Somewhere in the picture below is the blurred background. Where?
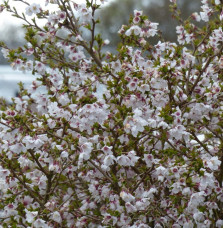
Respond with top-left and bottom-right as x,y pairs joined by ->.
0,0 -> 201,103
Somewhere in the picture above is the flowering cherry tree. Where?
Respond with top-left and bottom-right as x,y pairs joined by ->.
0,0 -> 223,227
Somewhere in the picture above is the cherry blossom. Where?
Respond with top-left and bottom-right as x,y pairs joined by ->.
25,3 -> 41,16
0,0 -> 222,227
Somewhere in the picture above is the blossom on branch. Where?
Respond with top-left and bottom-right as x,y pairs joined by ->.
0,0 -> 223,227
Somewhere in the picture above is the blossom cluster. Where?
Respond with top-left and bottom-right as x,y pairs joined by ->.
0,0 -> 223,227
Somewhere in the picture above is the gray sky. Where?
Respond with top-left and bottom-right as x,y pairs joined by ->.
0,0 -> 113,29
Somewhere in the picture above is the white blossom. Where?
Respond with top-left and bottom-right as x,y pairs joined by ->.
52,211 -> 62,223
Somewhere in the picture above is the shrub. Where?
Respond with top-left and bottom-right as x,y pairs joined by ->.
0,0 -> 223,227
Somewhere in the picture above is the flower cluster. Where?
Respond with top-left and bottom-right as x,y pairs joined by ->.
0,0 -> 223,227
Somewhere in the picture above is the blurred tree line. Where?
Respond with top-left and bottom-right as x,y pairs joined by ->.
0,0 -> 201,64
96,0 -> 201,48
